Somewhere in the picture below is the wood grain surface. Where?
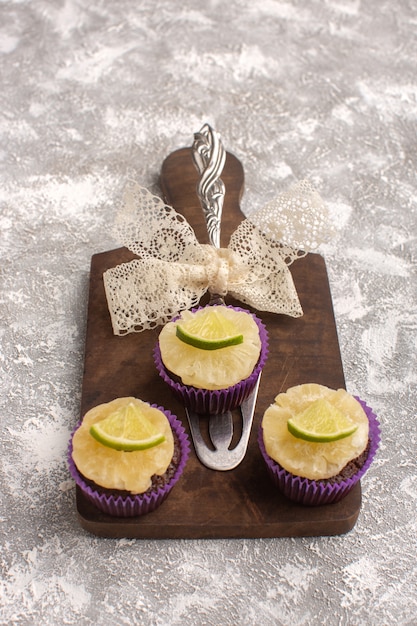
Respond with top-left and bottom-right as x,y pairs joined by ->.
76,148 -> 361,538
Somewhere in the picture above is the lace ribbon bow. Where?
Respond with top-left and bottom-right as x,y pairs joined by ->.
103,181 -> 332,335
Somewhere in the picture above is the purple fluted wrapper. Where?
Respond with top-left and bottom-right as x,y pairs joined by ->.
68,406 -> 190,518
258,397 -> 380,506
154,305 -> 269,415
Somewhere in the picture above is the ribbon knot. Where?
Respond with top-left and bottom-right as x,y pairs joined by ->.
103,182 -> 333,335
202,246 -> 247,297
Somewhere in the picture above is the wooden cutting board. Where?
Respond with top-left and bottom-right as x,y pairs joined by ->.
75,147 -> 361,538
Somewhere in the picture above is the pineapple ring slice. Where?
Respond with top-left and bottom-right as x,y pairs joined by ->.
262,384 -> 369,480
158,306 -> 261,390
72,397 -> 174,494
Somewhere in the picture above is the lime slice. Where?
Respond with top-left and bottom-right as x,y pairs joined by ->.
89,401 -> 166,451
287,398 -> 358,443
176,307 -> 244,350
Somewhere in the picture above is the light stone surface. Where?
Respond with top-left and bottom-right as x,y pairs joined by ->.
1,1 -> 416,624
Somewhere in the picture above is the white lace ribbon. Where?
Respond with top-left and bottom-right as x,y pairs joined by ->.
103,182 -> 332,335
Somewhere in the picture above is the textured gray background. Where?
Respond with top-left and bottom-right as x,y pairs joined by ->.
1,1 -> 416,624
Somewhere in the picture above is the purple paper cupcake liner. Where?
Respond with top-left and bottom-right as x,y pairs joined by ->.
154,305 -> 269,415
68,405 -> 190,518
258,397 -> 380,506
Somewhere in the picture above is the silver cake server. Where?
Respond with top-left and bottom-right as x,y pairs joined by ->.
185,123 -> 261,471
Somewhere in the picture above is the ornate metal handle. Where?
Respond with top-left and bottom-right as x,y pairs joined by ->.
192,123 -> 226,249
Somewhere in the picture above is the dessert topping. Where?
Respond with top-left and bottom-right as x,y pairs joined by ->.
262,384 -> 369,480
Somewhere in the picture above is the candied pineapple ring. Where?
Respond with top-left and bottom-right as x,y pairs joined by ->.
158,306 -> 262,390
262,384 -> 369,480
72,397 -> 174,494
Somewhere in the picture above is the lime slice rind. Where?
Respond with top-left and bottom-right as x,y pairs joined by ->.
89,425 -> 165,451
176,324 -> 244,350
